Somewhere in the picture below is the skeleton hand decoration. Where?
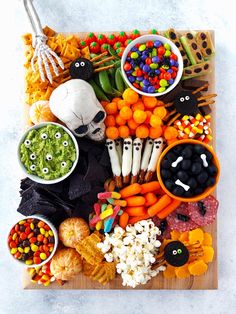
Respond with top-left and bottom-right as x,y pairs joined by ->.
23,0 -> 64,83
49,79 -> 106,141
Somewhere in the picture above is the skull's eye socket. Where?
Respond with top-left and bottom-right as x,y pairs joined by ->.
185,96 -> 190,100
74,125 -> 88,135
93,111 -> 105,123
180,97 -> 185,102
80,61 -> 85,66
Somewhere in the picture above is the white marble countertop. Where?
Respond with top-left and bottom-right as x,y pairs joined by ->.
0,0 -> 236,313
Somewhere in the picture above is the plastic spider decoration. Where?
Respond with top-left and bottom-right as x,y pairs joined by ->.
58,52 -> 115,83
163,84 -> 217,125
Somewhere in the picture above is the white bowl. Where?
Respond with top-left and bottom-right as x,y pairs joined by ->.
121,34 -> 183,97
7,215 -> 58,268
17,122 -> 79,184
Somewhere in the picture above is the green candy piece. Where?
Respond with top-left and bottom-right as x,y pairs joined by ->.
150,29 -> 158,34
131,52 -> 139,59
151,48 -> 157,57
150,63 -> 158,69
139,44 -> 146,51
164,50 -> 171,57
164,43 -> 171,50
140,82 -> 144,87
158,87 -> 166,93
160,79 -> 168,87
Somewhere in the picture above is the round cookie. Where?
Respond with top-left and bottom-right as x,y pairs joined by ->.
69,58 -> 94,81
164,241 -> 189,267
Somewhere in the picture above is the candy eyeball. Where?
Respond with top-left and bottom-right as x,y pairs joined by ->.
80,61 -> 85,67
75,62 -> 80,67
41,133 -> 48,140
55,132 -> 61,139
172,250 -> 177,255
63,141 -> 68,147
30,164 -> 36,171
185,95 -> 190,100
30,153 -> 36,160
42,167 -> 49,174
180,97 -> 185,102
61,161 -> 67,168
46,154 -> 53,161
24,139 -> 31,147
177,249 -> 182,254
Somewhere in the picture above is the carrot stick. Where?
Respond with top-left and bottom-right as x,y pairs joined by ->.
125,206 -> 147,216
125,196 -> 146,207
157,199 -> 182,219
128,214 -> 150,225
147,194 -> 172,217
119,212 -> 129,229
144,192 -> 158,206
120,183 -> 142,198
140,181 -> 160,194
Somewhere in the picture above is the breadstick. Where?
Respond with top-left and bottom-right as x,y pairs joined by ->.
131,138 -> 143,184
139,138 -> 153,183
122,137 -> 133,185
145,137 -> 164,182
115,138 -> 123,166
106,139 -> 122,188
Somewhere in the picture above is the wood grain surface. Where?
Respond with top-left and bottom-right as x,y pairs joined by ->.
22,30 -> 217,290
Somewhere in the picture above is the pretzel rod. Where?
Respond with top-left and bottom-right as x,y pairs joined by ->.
106,139 -> 122,188
131,138 -> 143,184
139,138 -> 153,183
192,83 -> 209,94
164,102 -> 174,108
145,137 -> 164,182
90,52 -> 108,62
198,100 -> 215,107
122,137 -> 133,185
115,138 -> 123,167
197,94 -> 217,101
93,56 -> 115,67
167,113 -> 181,126
94,64 -> 115,72
53,69 -> 69,79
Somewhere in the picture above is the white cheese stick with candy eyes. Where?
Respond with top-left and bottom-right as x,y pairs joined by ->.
139,138 -> 153,183
145,137 -> 164,182
106,139 -> 122,188
115,138 -> 123,167
122,137 -> 133,185
131,138 -> 143,184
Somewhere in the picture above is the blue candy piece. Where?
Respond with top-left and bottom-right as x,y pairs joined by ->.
142,50 -> 149,56
152,56 -> 160,63
126,69 -> 133,75
143,79 -> 150,86
154,40 -> 162,48
141,54 -> 147,61
168,79 -> 174,85
175,61 -> 179,67
143,64 -> 150,73
137,76 -> 143,81
104,217 -> 114,233
131,46 -> 138,52
167,69 -> 173,74
155,69 -> 160,75
142,86 -> 148,92
170,59 -> 175,66
128,76 -> 136,83
148,86 -> 155,93
126,57 -> 131,62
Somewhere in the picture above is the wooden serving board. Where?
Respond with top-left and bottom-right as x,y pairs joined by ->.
22,30 -> 217,290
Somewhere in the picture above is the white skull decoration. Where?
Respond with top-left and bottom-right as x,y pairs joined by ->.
49,79 -> 106,141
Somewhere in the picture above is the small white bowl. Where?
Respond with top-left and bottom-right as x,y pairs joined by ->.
7,215 -> 58,268
121,34 -> 183,97
17,122 -> 79,184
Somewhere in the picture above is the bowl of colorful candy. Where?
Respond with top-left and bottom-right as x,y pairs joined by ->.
121,34 -> 183,97
7,215 -> 58,268
17,122 -> 79,185
157,139 -> 220,202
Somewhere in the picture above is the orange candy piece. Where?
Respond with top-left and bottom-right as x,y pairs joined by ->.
131,100 -> 145,111
128,119 -> 139,130
105,102 -> 118,115
150,114 -> 162,127
119,106 -> 133,120
136,125 -> 149,138
133,110 -> 147,124
144,110 -> 152,124
105,115 -> 116,127
149,126 -> 163,139
153,106 -> 167,119
118,125 -> 130,138
123,88 -> 139,104
117,99 -> 130,110
106,126 -> 119,140
116,115 -> 126,126
164,126 -> 178,140
142,96 -> 157,108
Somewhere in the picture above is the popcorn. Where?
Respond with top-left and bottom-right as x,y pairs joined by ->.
98,219 -> 165,288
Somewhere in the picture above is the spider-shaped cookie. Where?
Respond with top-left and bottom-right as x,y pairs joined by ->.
163,83 -> 217,125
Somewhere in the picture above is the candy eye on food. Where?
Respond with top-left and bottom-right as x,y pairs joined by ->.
55,132 -> 61,139
41,133 -> 48,140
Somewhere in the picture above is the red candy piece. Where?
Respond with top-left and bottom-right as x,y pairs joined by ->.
101,43 -> 109,53
145,57 -> 152,65
146,41 -> 154,48
125,39 -> 133,46
170,53 -> 178,60
118,31 -> 128,43
107,34 -> 117,46
97,34 -> 107,45
158,46 -> 166,55
164,72 -> 172,80
90,41 -> 100,54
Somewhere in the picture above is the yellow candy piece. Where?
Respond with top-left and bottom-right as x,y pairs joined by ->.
11,248 -> 18,255
40,228 -> 45,235
24,247 -> 30,253
40,253 -> 47,260
95,220 -> 103,231
19,220 -> 26,225
26,259 -> 33,265
30,223 -> 34,230
31,245 -> 39,252
18,247 -> 24,253
100,207 -> 113,220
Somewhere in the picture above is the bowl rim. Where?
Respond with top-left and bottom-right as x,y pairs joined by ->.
156,139 -> 220,202
121,34 -> 184,97
6,215 -> 58,268
17,122 -> 79,185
